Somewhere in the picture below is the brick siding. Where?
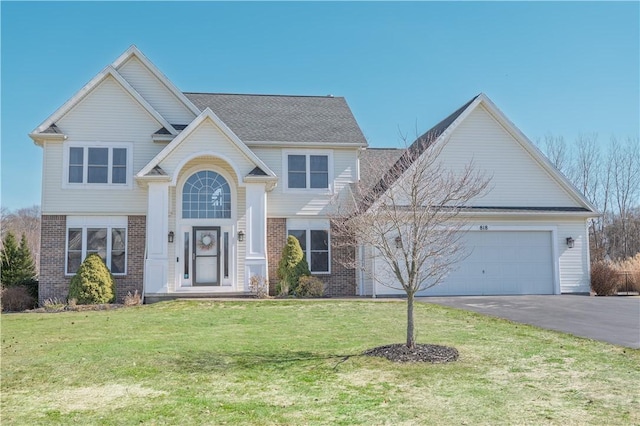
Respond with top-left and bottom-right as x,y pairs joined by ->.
266,218 -> 287,295
38,215 -> 146,305
265,218 -> 356,297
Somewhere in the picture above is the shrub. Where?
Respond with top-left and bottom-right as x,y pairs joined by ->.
68,254 -> 116,304
42,298 -> 67,312
248,275 -> 270,299
614,253 -> 640,293
296,276 -> 325,297
590,261 -> 619,296
1,286 -> 36,312
124,290 -> 142,306
1,232 -> 37,288
276,236 -> 310,296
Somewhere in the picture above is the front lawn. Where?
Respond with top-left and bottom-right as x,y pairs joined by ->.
2,300 -> 638,425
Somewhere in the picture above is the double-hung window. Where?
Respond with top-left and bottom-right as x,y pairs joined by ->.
65,143 -> 131,186
285,152 -> 331,191
66,217 -> 127,275
287,219 -> 330,274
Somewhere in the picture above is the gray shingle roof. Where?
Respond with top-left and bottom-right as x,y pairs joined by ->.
146,165 -> 168,176
154,124 -> 189,135
42,124 -> 63,134
359,95 -> 480,210
183,93 -> 367,145
359,148 -> 406,194
247,166 -> 268,176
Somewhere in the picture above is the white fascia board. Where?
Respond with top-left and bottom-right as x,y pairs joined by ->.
457,210 -> 599,219
112,45 -> 201,116
477,94 -> 598,213
32,66 -> 176,136
137,108 -> 277,179
28,132 -> 66,146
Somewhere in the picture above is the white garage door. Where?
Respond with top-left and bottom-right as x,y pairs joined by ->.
374,231 -> 555,296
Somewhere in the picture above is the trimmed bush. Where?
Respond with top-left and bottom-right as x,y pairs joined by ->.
276,236 -> 310,296
68,254 -> 116,304
1,286 -> 36,312
590,261 -> 619,296
296,276 -> 325,298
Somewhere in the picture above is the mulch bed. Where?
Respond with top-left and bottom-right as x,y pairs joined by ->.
363,343 -> 459,363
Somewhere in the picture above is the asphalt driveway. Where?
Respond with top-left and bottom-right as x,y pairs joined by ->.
418,295 -> 640,348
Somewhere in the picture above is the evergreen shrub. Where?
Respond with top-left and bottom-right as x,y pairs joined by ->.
68,254 -> 116,304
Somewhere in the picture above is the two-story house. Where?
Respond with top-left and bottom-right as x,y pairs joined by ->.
30,46 -> 597,303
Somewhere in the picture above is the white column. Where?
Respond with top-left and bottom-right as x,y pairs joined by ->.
244,182 -> 268,290
144,181 -> 170,294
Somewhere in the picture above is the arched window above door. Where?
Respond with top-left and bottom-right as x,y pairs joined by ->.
182,171 -> 231,218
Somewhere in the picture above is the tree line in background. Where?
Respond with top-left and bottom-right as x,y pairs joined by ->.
538,134 -> 640,262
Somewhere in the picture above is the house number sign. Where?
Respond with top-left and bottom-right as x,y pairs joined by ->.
479,225 -> 489,231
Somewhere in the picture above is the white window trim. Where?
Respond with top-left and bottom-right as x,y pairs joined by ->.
65,216 -> 128,276
286,218 -> 331,274
62,141 -> 133,189
282,149 -> 333,194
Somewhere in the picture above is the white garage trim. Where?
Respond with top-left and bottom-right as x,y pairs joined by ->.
371,225 -> 560,297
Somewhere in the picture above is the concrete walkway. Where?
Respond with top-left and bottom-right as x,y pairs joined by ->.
418,295 -> 640,349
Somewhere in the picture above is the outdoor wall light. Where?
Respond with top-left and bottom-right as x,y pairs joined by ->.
238,230 -> 245,242
168,231 -> 174,243
395,236 -> 403,249
566,237 -> 574,248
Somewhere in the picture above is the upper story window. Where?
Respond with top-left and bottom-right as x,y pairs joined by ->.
284,151 -> 332,191
64,143 -> 132,188
182,171 -> 231,219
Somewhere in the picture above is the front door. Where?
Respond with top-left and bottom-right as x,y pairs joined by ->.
193,227 -> 220,286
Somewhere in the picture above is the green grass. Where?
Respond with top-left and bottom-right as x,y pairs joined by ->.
2,300 -> 639,425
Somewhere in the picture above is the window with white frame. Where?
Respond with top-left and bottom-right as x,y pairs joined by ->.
65,143 -> 131,186
287,219 -> 330,273
285,152 -> 331,190
66,217 -> 127,275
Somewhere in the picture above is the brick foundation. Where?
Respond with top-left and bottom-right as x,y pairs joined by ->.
39,215 -> 146,305
265,218 -> 356,297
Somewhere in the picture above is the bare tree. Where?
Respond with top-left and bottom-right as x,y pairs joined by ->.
609,136 -> 640,259
539,133 -> 570,175
333,136 -> 490,348
0,206 -> 41,274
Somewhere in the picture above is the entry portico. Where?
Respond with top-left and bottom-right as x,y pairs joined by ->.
136,108 -> 277,299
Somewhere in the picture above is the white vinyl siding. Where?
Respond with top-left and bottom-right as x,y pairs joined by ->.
117,56 -> 196,124
252,147 -> 359,217
157,118 -> 257,179
42,76 -> 167,214
437,105 -> 581,208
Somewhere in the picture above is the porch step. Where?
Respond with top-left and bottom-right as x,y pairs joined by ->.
144,292 -> 255,304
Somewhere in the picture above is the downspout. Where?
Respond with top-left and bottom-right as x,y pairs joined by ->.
358,244 -> 365,296
142,238 -> 147,304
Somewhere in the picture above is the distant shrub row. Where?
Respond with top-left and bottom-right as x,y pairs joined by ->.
591,254 -> 640,295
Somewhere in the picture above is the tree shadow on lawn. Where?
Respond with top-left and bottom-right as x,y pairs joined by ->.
171,350 -> 357,374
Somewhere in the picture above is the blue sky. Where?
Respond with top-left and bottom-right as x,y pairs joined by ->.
1,1 -> 638,211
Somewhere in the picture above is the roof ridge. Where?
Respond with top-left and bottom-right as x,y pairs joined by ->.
183,92 -> 343,99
